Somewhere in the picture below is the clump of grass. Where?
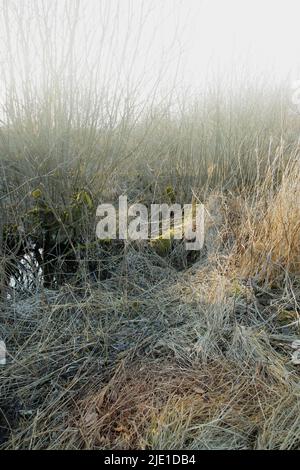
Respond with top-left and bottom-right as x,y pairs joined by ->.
235,161 -> 300,285
74,358 -> 291,450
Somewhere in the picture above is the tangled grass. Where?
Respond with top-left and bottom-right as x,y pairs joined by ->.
1,151 -> 300,450
0,0 -> 300,450
1,185 -> 300,449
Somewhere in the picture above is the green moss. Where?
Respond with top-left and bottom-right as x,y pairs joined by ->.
165,185 -> 176,203
72,189 -> 94,210
31,188 -> 42,199
150,236 -> 172,256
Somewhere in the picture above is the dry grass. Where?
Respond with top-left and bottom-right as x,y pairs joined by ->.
1,234 -> 300,449
1,156 -> 300,449
74,359 -> 291,450
236,162 -> 300,284
1,0 -> 300,451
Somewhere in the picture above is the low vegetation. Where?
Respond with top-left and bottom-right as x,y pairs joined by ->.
0,0 -> 300,450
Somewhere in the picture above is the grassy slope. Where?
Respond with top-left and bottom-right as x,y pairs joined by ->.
0,1 -> 300,450
1,101 -> 300,448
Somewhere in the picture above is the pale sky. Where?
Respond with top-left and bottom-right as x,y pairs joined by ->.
141,0 -> 300,89
1,0 -> 300,99
185,0 -> 300,82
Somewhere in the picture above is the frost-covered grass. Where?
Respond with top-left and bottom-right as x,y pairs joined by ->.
1,0 -> 300,450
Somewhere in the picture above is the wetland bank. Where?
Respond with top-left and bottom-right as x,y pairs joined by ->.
1,0 -> 300,450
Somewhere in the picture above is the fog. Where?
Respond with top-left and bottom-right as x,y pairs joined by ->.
1,0 -> 300,103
